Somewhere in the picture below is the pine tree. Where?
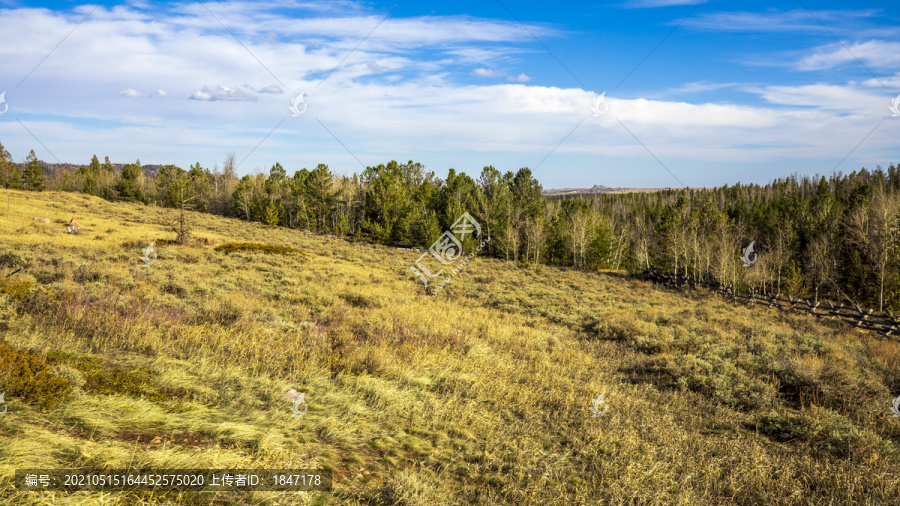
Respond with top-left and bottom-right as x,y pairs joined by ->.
0,141 -> 21,189
77,154 -> 101,195
83,175 -> 98,196
100,156 -> 115,199
114,161 -> 145,202
21,150 -> 46,191
263,202 -> 280,228
163,185 -> 198,245
307,164 -> 335,232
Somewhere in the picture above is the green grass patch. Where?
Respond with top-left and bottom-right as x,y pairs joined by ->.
46,351 -> 195,403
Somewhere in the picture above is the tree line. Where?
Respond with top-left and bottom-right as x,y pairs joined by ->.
1,139 -> 897,311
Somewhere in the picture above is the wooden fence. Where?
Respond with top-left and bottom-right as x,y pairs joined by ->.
639,265 -> 900,338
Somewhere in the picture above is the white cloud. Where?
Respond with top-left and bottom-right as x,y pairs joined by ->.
472,68 -> 500,77
121,89 -> 148,98
798,40 -> 900,70
862,74 -> 900,88
682,9 -> 881,33
257,85 -> 283,94
4,79 -> 897,183
190,86 -> 258,102
667,81 -> 737,94
507,73 -> 531,82
0,1 -> 896,185
756,83 -> 894,114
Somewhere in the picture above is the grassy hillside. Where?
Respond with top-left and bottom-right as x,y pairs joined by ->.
0,188 -> 899,505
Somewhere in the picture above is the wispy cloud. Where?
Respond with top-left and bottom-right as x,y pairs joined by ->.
257,85 -> 283,94
753,82 -> 898,114
121,88 -> 168,99
798,40 -> 900,70
620,0 -> 707,8
472,68 -> 500,77
189,86 -> 258,102
666,81 -> 738,94
1,0 -> 897,186
121,89 -> 148,98
682,9 -> 882,32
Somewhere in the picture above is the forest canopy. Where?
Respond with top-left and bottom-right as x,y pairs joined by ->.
2,139 -> 898,312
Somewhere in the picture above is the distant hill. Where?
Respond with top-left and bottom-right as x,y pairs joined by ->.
542,184 -> 673,196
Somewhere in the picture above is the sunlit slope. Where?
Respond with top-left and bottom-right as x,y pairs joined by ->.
0,188 -> 898,505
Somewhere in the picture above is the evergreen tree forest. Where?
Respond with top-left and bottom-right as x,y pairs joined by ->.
3,138 -> 899,312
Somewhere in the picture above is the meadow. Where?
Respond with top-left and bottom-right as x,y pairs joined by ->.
0,188 -> 898,505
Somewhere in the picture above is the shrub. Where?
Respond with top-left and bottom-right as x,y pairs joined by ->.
214,242 -> 307,256
73,264 -> 102,283
163,280 -> 187,297
32,265 -> 66,284
0,278 -> 35,302
0,339 -> 73,409
372,471 -> 442,506
756,406 -> 885,458
51,364 -> 86,390
0,294 -> 15,331
203,299 -> 242,326
121,239 -> 175,250
338,292 -> 382,309
45,351 -> 193,402
0,252 -> 25,269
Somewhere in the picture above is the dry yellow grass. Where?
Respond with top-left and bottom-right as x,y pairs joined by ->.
0,188 -> 898,505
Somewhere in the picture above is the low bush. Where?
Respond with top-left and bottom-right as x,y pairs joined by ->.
120,239 -> 175,249
73,264 -> 102,283
0,252 -> 26,269
32,265 -> 67,284
338,291 -> 383,309
756,406 -> 887,458
46,351 -> 193,402
214,242 -> 306,256
0,278 -> 35,302
202,299 -> 242,326
0,339 -> 73,409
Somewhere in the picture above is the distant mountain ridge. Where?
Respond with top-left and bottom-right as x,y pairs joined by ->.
542,184 -> 672,196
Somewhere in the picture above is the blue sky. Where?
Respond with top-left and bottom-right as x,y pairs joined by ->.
0,0 -> 899,188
